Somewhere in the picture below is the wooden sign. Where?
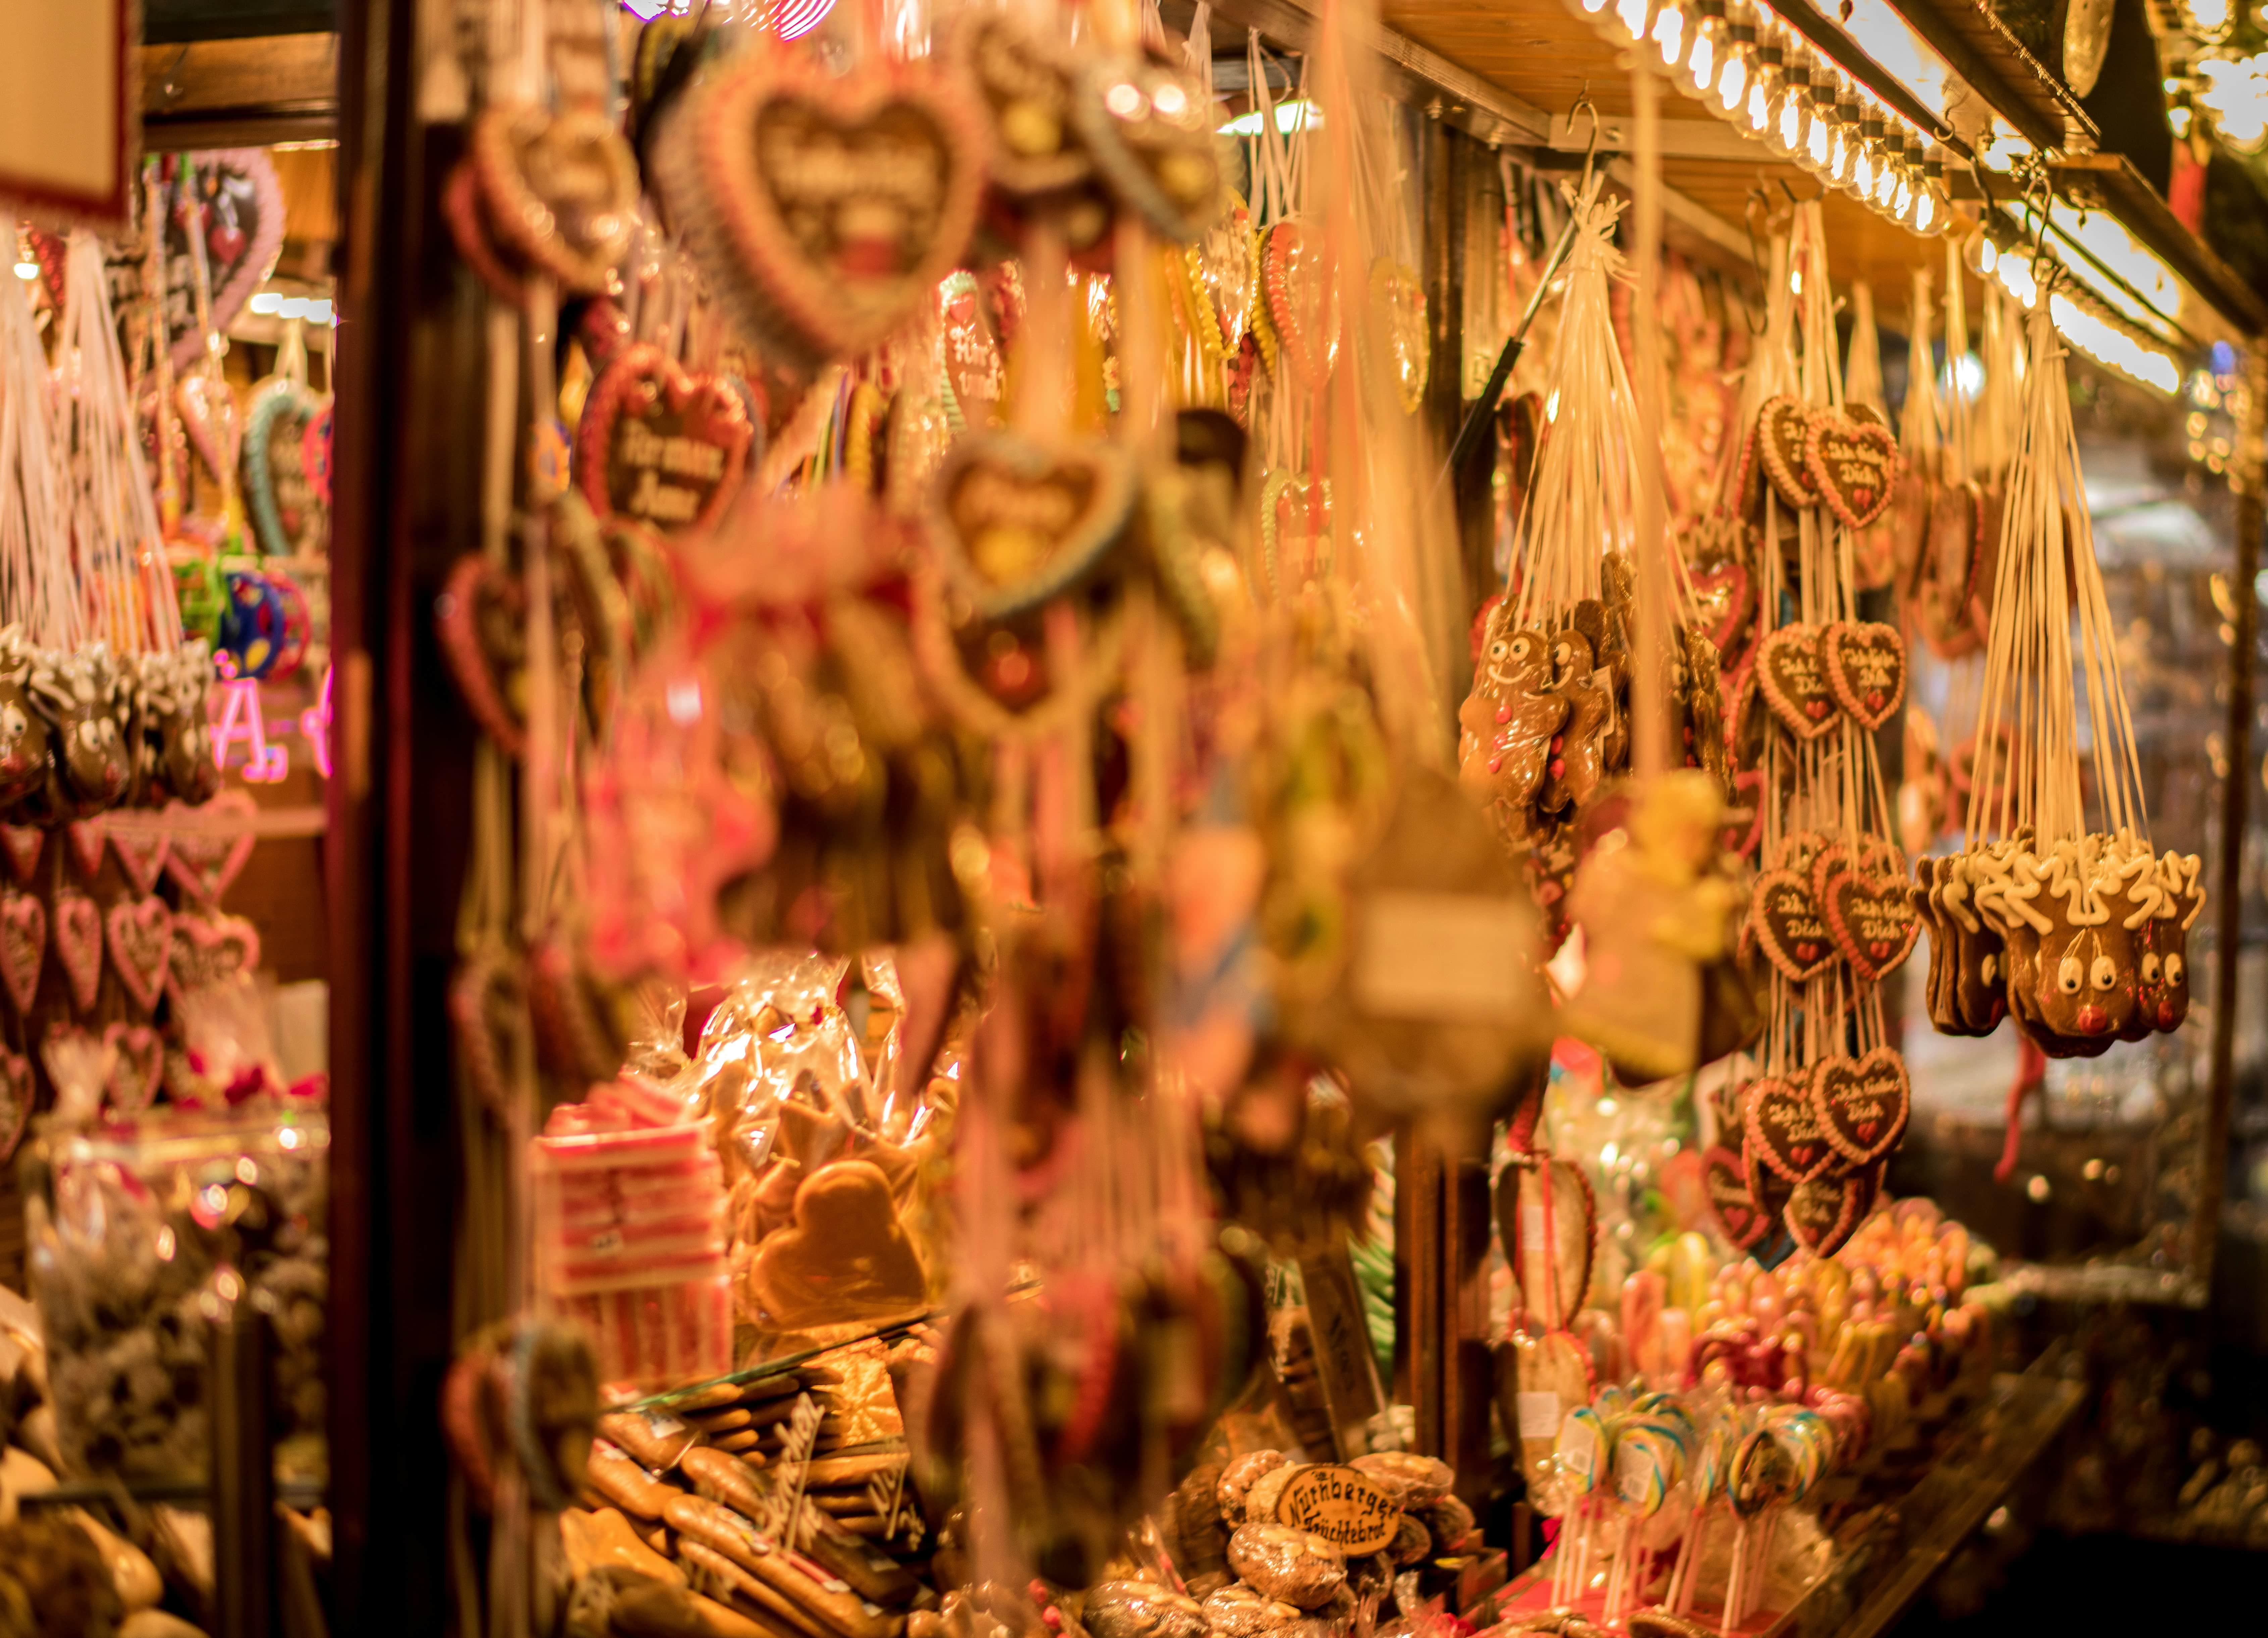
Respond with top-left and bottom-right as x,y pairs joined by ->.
1296,1241 -> 1384,1459
1273,1464 -> 1403,1555
0,2 -> 134,228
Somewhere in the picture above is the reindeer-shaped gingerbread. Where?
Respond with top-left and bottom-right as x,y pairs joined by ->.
0,628 -> 51,806
27,645 -> 132,818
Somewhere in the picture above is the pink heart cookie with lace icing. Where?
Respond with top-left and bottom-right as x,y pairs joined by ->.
52,891 -> 102,1012
107,896 -> 174,1014
104,1023 -> 164,1115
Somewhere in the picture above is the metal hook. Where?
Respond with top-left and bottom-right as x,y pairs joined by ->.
1737,187 -> 1774,334
1566,86 -> 1602,193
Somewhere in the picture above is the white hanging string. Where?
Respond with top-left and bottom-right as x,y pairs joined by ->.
0,260 -> 71,649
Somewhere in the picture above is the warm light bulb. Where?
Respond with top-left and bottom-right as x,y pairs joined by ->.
1873,142 -> 1901,209
1611,0 -> 1651,44
1770,61 -> 1811,158
1717,45 -> 1750,110
1746,43 -> 1785,137
1687,31 -> 1715,83
1651,0 -> 1686,65
1850,145 -> 1873,196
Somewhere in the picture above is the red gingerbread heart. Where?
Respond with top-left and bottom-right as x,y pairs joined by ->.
575,344 -> 754,539
0,826 -> 41,886
1811,1046 -> 1911,1166
110,822 -> 169,897
1822,620 -> 1907,731
1785,1163 -> 1876,1256
169,910 -> 263,1002
1804,409 -> 1898,530
1756,624 -> 1839,741
1745,1073 -> 1837,1183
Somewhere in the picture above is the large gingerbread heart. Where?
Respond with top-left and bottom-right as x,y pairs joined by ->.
243,377 -> 330,558
576,345 -> 753,538
1784,1164 -> 1874,1257
169,910 -> 263,1001
104,1022 -> 164,1115
1744,1073 -> 1835,1182
1757,396 -> 1820,510
1703,1144 -> 1769,1250
1822,620 -> 1906,730
931,432 -> 1136,618
662,57 -> 988,366
0,890 -> 42,1014
1821,865 -> 1920,981
107,896 -> 174,1014
470,105 -> 640,294
166,790 -> 259,903
52,890 -> 102,1013
1262,222 -> 1342,384
437,554 -> 529,758
1804,409 -> 1898,530
1756,624 -> 1839,741
143,150 -> 286,373
1071,58 -> 1223,242
1810,1046 -> 1911,1166
1750,869 -> 1836,981
952,12 -> 1093,197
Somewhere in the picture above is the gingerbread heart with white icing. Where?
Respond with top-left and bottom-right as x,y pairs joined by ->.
106,895 -> 173,1014
1756,624 -> 1839,741
1810,1046 -> 1910,1166
1821,864 -> 1919,981
1750,868 -> 1835,981
1822,620 -> 1906,730
166,790 -> 258,903
1785,1163 -> 1875,1256
1703,1143 -> 1769,1249
1745,1074 -> 1835,1182
1757,396 -> 1820,510
1072,58 -> 1224,242
661,57 -> 988,366
576,345 -> 753,539
470,105 -> 639,294
1804,409 -> 1898,530
951,12 -> 1094,198
930,431 -> 1136,619
52,890 -> 101,1013
109,822 -> 168,897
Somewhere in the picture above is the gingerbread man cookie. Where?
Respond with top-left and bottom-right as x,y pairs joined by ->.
1458,615 -> 1567,838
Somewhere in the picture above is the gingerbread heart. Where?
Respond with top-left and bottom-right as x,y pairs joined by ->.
64,820 -> 106,884
1070,58 -> 1223,241
1811,1046 -> 1911,1166
1688,557 -> 1755,672
748,1159 -> 930,1328
938,271 -> 1009,433
103,1022 -> 164,1115
107,896 -> 174,1014
1258,470 -> 1335,596
1784,1164 -> 1874,1257
1262,222 -> 1342,384
1756,624 -> 1839,741
661,57 -> 988,367
1498,1154 -> 1599,1332
1821,620 -> 1906,731
951,12 -> 1093,197
150,150 -> 286,372
450,946 -> 524,1119
52,890 -> 102,1013
1927,479 -> 1983,607
109,822 -> 169,896
1703,1143 -> 1769,1250
576,345 -> 753,539
1757,396 -> 1820,509
1372,259 -> 1430,416
165,790 -> 259,903
1750,869 -> 1836,982
1721,768 -> 1765,862
0,826 -> 41,886
1804,409 -> 1898,530
1821,866 -> 1920,981
0,890 -> 42,1014
931,432 -> 1136,618
0,1048 -> 29,1162
469,105 -> 640,294
1745,1073 -> 1836,1183
169,910 -> 262,1001
437,554 -> 529,758
176,375 -> 243,486
243,377 -> 330,557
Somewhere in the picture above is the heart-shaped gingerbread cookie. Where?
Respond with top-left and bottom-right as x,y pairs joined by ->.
931,432 -> 1136,618
64,820 -> 106,885
1821,865 -> 1920,981
437,554 -> 529,758
0,826 -> 41,886
52,889 -> 102,1013
1071,58 -> 1224,241
104,1022 -> 165,1115
109,822 -> 169,897
1703,1143 -> 1769,1250
1688,556 -> 1755,672
107,895 -> 174,1014
1804,409 -> 1898,530
243,377 -> 330,558
1822,620 -> 1906,730
176,375 -> 243,487
576,345 -> 753,538
166,790 -> 259,903
0,890 -> 42,1014
661,57 -> 988,367
1262,222 -> 1342,384
1785,1164 -> 1874,1256
1756,624 -> 1839,741
470,105 -> 640,294
147,150 -> 286,373
1745,1073 -> 1836,1183
1750,868 -> 1836,981
1811,1046 -> 1911,1166
951,12 -> 1094,198
1757,396 -> 1820,510
169,910 -> 262,1001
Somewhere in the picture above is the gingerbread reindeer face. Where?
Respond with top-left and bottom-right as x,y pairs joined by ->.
2034,919 -> 2136,1041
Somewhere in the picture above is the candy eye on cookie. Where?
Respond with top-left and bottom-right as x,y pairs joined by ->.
2140,952 -> 2161,985
2056,956 -> 2082,996
2167,953 -> 2185,987
2090,955 -> 2118,992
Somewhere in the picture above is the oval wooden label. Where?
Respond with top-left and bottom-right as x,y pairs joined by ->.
1273,1464 -> 1404,1554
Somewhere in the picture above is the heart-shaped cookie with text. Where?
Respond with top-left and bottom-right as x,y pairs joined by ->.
1703,1144 -> 1769,1250
52,890 -> 102,1013
0,891 -> 42,1014
1785,1163 -> 1876,1257
1756,624 -> 1839,741
1811,1046 -> 1911,1166
1821,864 -> 1920,981
109,822 -> 169,897
106,896 -> 174,1014
1822,620 -> 1906,730
243,378 -> 330,557
660,57 -> 988,366
165,789 -> 259,904
1757,396 -> 1820,510
0,826 -> 41,886
575,345 -> 753,539
103,1022 -> 165,1115
436,554 -> 529,758
169,910 -> 263,1001
931,431 -> 1137,619
1804,409 -> 1898,530
1744,1073 -> 1836,1183
469,105 -> 640,294
1750,868 -> 1836,982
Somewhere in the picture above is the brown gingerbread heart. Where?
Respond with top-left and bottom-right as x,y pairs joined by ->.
576,344 -> 754,538
1688,556 -> 1755,671
1703,1144 -> 1769,1250
1751,868 -> 1836,981
1821,866 -> 1920,981
1804,409 -> 1898,530
437,553 -> 529,758
1810,1046 -> 1911,1166
1784,1163 -> 1875,1256
1756,624 -> 1839,741
470,105 -> 641,295
1757,396 -> 1820,510
1821,620 -> 1906,731
1745,1074 -> 1836,1182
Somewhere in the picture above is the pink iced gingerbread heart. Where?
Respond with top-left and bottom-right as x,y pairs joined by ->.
0,890 -> 43,1014
165,790 -> 258,903
109,821 -> 170,896
169,911 -> 262,1002
103,1022 -> 164,1115
107,896 -> 174,1014
52,891 -> 102,1012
